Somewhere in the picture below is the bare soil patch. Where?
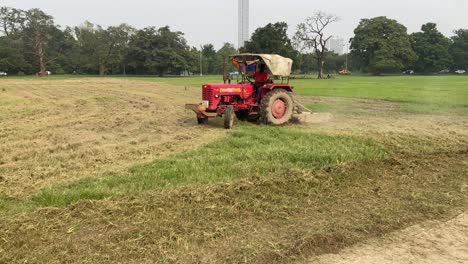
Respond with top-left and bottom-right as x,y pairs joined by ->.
309,212 -> 468,264
0,78 -> 225,197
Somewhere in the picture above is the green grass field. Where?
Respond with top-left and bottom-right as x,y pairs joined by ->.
146,75 -> 468,114
9,74 -> 467,113
71,74 -> 464,114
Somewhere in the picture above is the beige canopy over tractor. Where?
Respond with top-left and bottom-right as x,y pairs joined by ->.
230,53 -> 294,77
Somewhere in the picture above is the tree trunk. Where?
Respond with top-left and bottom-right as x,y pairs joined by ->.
317,58 -> 324,79
36,36 -> 47,76
99,64 -> 106,77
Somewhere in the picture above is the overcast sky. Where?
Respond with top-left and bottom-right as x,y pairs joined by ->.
1,0 -> 467,49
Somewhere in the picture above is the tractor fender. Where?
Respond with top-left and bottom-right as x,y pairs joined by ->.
264,84 -> 294,92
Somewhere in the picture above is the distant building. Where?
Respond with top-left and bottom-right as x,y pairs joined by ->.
327,37 -> 345,55
238,0 -> 249,48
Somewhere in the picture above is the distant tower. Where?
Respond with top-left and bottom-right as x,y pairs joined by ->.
238,0 -> 249,48
327,37 -> 345,55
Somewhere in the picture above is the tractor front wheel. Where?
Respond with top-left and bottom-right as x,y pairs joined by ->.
224,105 -> 235,129
260,89 -> 294,125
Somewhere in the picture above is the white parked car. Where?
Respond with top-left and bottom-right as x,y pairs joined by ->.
402,70 -> 414,75
0,71 -> 7,77
455,70 -> 466,74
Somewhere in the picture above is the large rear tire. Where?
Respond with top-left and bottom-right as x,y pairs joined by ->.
224,105 -> 235,129
260,89 -> 294,125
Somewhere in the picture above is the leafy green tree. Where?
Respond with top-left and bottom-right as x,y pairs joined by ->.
0,7 -> 26,36
241,22 -> 296,60
411,23 -> 451,73
215,43 -> 237,74
323,52 -> 346,73
108,24 -> 135,75
0,36 -> 31,73
350,16 -> 416,74
201,44 -> 217,74
46,26 -> 80,74
126,26 -> 193,76
75,22 -> 133,76
450,29 -> 468,70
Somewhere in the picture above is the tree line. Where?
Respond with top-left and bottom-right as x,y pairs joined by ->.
244,14 -> 467,77
0,7 -> 236,76
0,7 -> 467,76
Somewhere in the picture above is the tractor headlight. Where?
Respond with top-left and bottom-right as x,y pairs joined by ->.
215,93 -> 220,98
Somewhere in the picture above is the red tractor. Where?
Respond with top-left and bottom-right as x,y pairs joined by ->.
186,53 -> 298,129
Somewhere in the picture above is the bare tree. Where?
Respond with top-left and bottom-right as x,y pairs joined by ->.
294,12 -> 339,79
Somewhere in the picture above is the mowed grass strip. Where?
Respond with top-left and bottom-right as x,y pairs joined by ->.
1,149 -> 466,263
30,125 -> 386,208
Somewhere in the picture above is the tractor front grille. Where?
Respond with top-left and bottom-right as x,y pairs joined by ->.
202,87 -> 215,108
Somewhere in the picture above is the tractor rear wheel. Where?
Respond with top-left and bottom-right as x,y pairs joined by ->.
224,105 -> 235,129
260,89 -> 294,125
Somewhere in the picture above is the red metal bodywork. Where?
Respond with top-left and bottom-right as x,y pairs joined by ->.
201,82 -> 294,116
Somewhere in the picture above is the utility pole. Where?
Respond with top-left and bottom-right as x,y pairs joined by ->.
200,45 -> 203,77
345,44 -> 349,71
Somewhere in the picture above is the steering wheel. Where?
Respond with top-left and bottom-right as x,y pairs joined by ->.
245,74 -> 254,83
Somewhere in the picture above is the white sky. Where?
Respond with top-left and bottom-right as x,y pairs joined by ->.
1,0 -> 467,49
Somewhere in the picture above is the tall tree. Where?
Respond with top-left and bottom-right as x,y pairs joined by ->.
450,29 -> 468,70
111,24 -> 135,74
0,7 -> 25,36
241,22 -> 296,60
201,44 -> 217,74
294,12 -> 339,79
75,22 -> 133,76
22,8 -> 57,74
350,16 -> 416,74
126,26 -> 192,76
411,23 -> 452,73
47,26 -> 79,73
0,36 -> 30,73
215,43 -> 237,74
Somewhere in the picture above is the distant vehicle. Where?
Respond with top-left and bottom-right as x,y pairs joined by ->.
36,71 -> 52,76
403,70 -> 415,75
439,69 -> 450,74
229,71 -> 239,76
339,69 -> 352,75
0,71 -> 7,77
455,70 -> 466,74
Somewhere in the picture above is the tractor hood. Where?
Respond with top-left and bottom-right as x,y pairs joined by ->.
230,53 -> 293,77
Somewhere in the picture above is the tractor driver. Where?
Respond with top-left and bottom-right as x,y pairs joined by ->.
253,63 -> 268,104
